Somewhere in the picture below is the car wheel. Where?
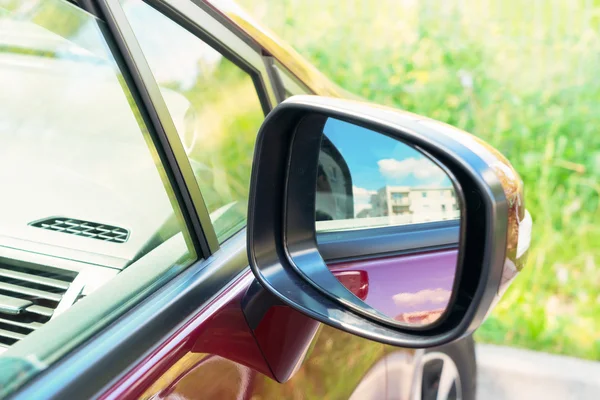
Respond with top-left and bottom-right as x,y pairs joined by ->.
415,336 -> 477,400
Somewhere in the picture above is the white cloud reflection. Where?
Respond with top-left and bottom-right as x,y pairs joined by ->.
378,157 -> 447,183
352,186 -> 376,216
393,288 -> 451,308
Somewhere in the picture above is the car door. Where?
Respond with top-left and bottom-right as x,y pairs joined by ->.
95,1 -> 393,398
0,1 -> 466,399
95,2 -> 458,398
0,0 -> 388,399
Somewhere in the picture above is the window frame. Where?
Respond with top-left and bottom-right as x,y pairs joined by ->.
142,0 -> 274,116
98,0 -> 276,254
270,58 -> 315,98
122,0 -> 274,244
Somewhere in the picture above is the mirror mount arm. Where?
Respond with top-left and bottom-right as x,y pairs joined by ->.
241,279 -> 320,383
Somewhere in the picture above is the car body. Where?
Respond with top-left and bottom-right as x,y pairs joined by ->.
0,1 -> 528,399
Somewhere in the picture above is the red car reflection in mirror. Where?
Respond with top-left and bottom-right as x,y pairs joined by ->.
330,249 -> 457,325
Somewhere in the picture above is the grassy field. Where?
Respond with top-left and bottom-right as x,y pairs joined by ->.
239,0 -> 600,360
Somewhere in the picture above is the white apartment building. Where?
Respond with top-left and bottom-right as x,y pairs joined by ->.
315,185 -> 460,232
370,185 -> 459,223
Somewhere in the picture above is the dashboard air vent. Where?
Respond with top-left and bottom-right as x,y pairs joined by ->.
29,217 -> 129,243
0,262 -> 77,349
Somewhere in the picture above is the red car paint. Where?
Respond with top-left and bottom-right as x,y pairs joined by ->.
103,249 -> 453,399
252,305 -> 321,382
332,270 -> 369,300
99,272 -> 263,400
101,271 -> 323,399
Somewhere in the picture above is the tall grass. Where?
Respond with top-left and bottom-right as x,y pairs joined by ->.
239,0 -> 600,359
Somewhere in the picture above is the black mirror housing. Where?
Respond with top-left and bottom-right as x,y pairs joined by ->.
246,95 -> 529,348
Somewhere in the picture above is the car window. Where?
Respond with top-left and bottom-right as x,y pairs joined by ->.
315,118 -> 459,232
121,0 -> 266,243
0,0 -> 195,382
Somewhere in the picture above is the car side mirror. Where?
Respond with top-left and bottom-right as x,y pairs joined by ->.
246,95 -> 531,347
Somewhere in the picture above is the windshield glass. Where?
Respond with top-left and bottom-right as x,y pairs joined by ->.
0,0 -> 190,268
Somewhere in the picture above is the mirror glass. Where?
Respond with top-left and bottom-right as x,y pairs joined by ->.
314,118 -> 462,327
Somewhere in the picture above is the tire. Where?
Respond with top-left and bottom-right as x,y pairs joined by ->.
418,335 -> 477,400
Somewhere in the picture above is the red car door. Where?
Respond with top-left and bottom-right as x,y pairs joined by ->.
93,1 -> 395,398
0,1 -> 473,399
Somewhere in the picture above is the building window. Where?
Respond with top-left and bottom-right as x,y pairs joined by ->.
392,205 -> 410,215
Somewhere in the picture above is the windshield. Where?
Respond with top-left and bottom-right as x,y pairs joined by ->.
0,1 -> 190,268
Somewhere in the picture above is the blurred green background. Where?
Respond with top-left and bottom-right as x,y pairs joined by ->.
238,0 -> 600,360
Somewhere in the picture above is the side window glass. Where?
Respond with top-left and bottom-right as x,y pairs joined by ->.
316,119 -> 459,232
121,0 -> 265,242
0,0 -> 193,355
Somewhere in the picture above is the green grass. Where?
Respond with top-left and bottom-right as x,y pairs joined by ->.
239,0 -> 600,360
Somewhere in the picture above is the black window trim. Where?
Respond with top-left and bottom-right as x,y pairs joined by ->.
143,0 -> 278,245
97,0 -> 219,255
271,59 -> 315,98
263,55 -> 287,103
144,0 -> 275,116
97,0 -> 277,254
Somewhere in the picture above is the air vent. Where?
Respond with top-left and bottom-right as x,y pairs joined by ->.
0,262 -> 77,348
29,217 -> 129,243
